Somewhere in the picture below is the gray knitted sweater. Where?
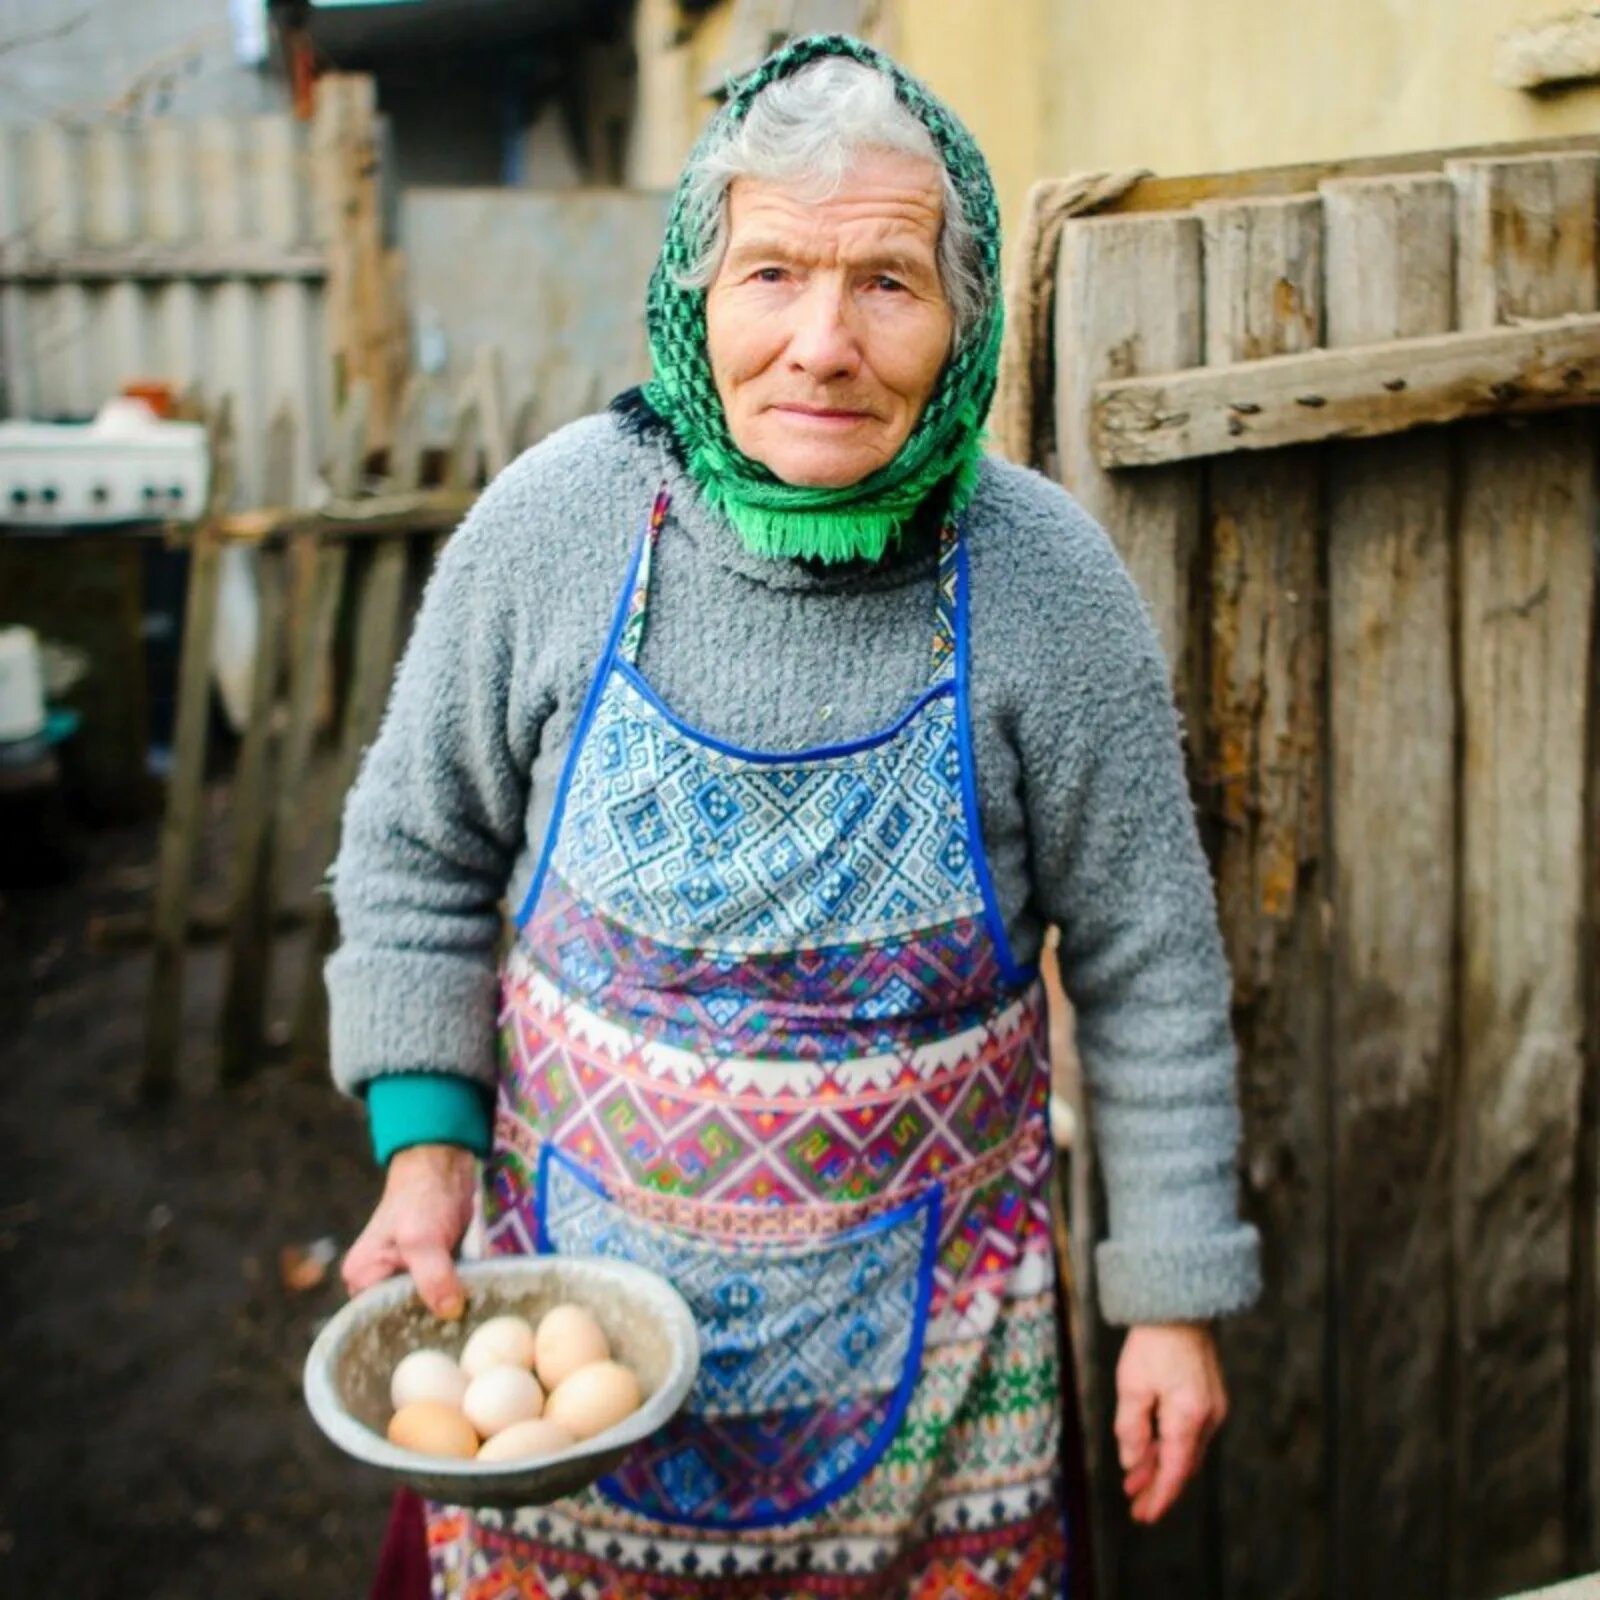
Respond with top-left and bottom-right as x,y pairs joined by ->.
326,409 -> 1261,1326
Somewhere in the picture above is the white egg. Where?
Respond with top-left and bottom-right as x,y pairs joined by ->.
460,1314 -> 539,1379
390,1348 -> 468,1412
475,1417 -> 576,1463
462,1364 -> 545,1438
534,1303 -> 612,1392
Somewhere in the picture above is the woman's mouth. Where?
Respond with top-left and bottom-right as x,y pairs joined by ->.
771,403 -> 874,426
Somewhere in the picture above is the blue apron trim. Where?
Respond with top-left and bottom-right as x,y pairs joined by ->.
512,516 -> 651,933
954,532 -> 1034,989
615,657 -> 956,766
532,1144 -> 942,1529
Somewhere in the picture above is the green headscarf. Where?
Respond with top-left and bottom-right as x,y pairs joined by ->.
642,33 -> 1004,565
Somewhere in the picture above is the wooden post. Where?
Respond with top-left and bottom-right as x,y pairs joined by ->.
1321,172 -> 1457,1600
141,397 -> 236,1098
289,537 -> 409,1070
1447,151 -> 1599,1600
509,390 -> 541,457
141,528 -> 221,1097
1052,209 -> 1208,1600
1055,213 -> 1205,719
218,538 -> 288,1081
389,374 -> 431,492
326,380 -> 372,499
473,344 -> 513,480
313,74 -> 402,453
443,377 -> 484,492
273,538 -> 348,877
1585,433 -> 1600,1575
1200,194 -> 1330,1600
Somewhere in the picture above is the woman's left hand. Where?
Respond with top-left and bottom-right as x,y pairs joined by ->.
1113,1322 -> 1229,1524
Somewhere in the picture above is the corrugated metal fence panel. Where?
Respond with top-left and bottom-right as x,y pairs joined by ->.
0,114 -> 330,508
401,187 -> 668,437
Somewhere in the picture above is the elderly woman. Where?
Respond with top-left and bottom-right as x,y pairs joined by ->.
331,33 -> 1259,1599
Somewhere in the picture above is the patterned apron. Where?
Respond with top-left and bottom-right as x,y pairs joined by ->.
427,490 -> 1072,1597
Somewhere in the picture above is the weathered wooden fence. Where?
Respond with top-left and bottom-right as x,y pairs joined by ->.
138,360 -> 541,1095
1046,142 -> 1600,1600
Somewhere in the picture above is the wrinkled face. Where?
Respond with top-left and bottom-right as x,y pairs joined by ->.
705,148 -> 954,489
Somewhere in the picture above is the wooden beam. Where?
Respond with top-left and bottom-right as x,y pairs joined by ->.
0,243 -> 326,283
203,489 -> 475,546
1494,9 -> 1600,91
1102,133 -> 1600,216
91,903 -> 312,952
1092,312 -> 1600,467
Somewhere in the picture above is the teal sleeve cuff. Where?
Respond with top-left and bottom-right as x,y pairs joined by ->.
363,1073 -> 494,1167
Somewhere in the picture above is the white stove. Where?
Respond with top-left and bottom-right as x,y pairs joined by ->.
0,399 -> 210,526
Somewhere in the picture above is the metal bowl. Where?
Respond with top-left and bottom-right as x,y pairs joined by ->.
303,1256 -> 699,1506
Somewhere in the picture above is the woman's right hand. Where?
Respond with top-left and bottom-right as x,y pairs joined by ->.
342,1143 -> 478,1319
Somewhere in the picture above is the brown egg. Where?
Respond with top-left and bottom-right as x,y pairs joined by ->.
544,1360 -> 642,1441
475,1417 -> 577,1464
386,1400 -> 479,1459
534,1304 -> 612,1392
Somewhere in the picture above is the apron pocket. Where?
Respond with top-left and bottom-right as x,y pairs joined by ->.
533,1144 -> 940,1529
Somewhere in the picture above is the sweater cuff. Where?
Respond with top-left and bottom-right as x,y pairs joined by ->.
363,1073 -> 494,1167
1095,1225 -> 1262,1326
326,946 -> 499,1093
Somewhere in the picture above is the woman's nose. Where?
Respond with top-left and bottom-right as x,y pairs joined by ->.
783,279 -> 860,379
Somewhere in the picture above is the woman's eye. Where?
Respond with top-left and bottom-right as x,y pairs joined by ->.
751,267 -> 787,284
870,275 -> 907,293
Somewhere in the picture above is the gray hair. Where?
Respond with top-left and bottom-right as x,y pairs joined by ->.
674,57 -> 984,342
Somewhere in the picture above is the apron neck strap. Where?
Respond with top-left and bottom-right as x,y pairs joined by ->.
617,485 -> 672,668
930,517 -> 959,686
617,484 -> 961,689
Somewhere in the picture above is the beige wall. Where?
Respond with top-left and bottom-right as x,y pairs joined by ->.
890,0 -> 1054,262
635,0 -> 1600,257
1039,0 -> 1600,175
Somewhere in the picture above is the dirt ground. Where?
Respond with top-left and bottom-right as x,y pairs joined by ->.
0,800 -> 395,1599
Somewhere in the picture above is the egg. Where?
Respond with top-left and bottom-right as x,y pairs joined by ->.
475,1417 -> 576,1463
390,1348 -> 467,1412
459,1314 -> 538,1379
462,1365 -> 545,1438
544,1360 -> 642,1441
534,1303 -> 612,1392
386,1400 -> 479,1460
